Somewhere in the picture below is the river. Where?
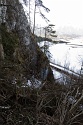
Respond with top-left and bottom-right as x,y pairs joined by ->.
38,36 -> 83,83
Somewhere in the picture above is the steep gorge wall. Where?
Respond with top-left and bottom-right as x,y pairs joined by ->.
0,0 -> 54,82
0,1 -> 54,124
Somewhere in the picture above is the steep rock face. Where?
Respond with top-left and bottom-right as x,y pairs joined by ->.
0,43 -> 4,59
0,0 -> 7,23
6,0 -> 30,45
0,2 -> 54,124
0,0 -> 54,82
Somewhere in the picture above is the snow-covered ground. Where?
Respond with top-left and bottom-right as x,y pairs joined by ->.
49,36 -> 83,74
38,36 -> 83,81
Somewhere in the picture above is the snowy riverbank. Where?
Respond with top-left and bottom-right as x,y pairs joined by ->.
49,36 -> 83,74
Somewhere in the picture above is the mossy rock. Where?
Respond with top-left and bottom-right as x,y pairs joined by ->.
0,23 -> 19,59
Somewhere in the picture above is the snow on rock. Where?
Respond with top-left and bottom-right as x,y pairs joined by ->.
26,77 -> 42,88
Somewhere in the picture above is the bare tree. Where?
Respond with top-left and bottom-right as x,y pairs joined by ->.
33,0 -> 50,34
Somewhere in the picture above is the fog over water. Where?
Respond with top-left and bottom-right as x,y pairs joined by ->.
49,36 -> 83,72
42,0 -> 83,36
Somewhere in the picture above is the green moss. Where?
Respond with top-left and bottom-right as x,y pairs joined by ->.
0,23 -> 19,59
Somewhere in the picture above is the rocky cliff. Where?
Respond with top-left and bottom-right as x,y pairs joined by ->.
0,0 -> 54,87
